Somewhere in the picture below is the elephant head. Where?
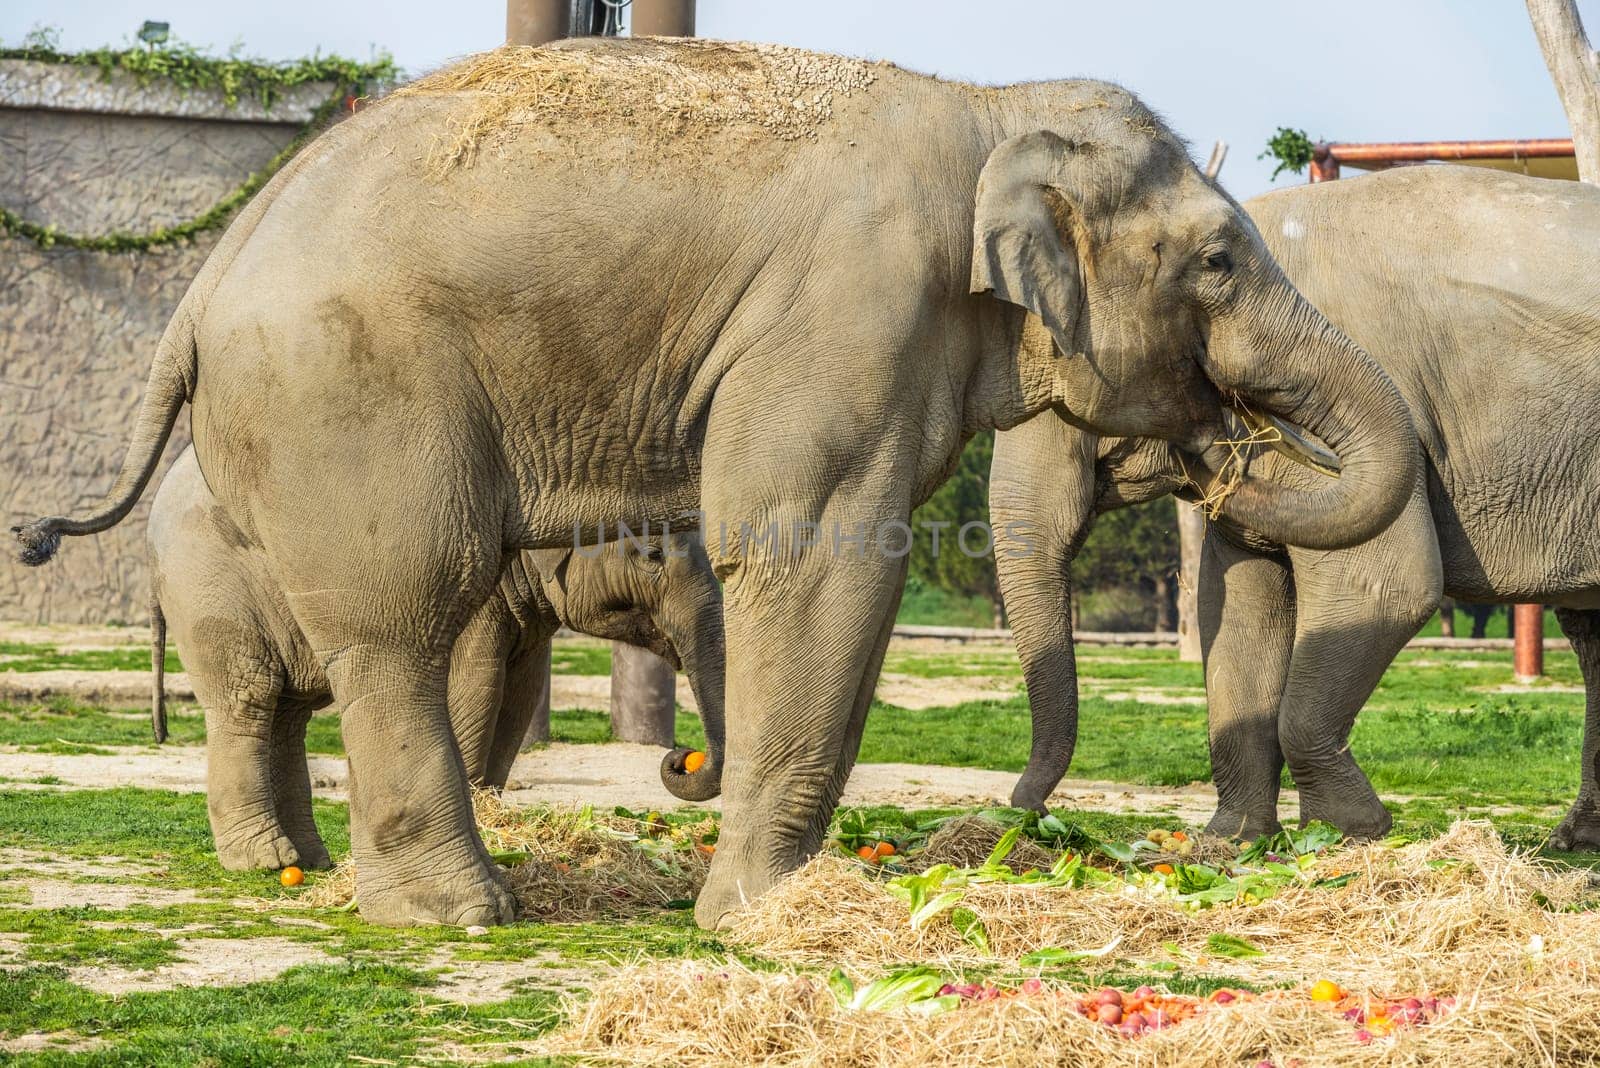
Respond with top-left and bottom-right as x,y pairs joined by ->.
530,530 -> 726,802
971,114 -> 1417,552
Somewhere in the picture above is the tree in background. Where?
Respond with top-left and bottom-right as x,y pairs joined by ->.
1074,497 -> 1180,633
907,431 -> 1003,626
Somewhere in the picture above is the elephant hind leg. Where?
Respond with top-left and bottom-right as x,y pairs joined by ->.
203,678 -> 306,872
1551,607 -> 1600,852
270,494 -> 517,925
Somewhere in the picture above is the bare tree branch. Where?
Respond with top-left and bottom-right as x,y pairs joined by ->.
1527,0 -> 1600,184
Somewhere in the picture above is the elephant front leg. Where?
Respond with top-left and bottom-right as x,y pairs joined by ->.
482,635 -> 553,791
1199,531 -> 1294,840
693,494 -> 908,930
1278,489 -> 1440,839
268,699 -> 331,870
1551,607 -> 1600,852
446,594 -> 521,787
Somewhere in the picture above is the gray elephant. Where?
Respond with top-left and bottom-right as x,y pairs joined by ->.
14,38 -> 1416,927
994,164 -> 1600,845
149,446 -> 726,871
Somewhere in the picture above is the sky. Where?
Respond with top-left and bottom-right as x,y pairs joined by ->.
5,1 -> 1597,199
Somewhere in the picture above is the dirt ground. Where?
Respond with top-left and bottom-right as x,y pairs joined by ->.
0,740 -> 1235,822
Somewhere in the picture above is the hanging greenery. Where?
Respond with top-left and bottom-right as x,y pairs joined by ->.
1,27 -> 397,252
1258,127 -> 1316,180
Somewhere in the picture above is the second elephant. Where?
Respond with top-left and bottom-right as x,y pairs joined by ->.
995,165 -> 1600,843
149,446 -> 726,872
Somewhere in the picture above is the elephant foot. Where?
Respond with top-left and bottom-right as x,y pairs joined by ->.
1204,805 -> 1281,842
213,821 -> 311,872
694,854 -> 784,931
1296,782 -> 1392,841
356,856 -> 517,928
285,833 -> 333,871
1550,798 -> 1600,853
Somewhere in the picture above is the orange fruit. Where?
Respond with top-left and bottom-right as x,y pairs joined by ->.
696,843 -> 715,857
683,750 -> 707,774
1171,831 -> 1188,842
874,841 -> 897,858
856,845 -> 880,864
279,866 -> 304,888
554,861 -> 572,874
1152,863 -> 1175,875
1309,980 -> 1345,1003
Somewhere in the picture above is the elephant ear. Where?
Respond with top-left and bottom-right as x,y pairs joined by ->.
526,548 -> 571,592
970,130 -> 1087,356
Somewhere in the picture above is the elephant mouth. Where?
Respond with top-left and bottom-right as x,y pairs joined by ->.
1225,401 -> 1343,479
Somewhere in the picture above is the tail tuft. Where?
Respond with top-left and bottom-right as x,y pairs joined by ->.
12,520 -> 62,567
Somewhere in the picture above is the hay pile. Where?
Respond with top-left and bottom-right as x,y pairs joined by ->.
536,822 -> 1600,1066
730,822 -> 1592,988
536,955 -> 1600,1067
396,38 -> 879,167
302,792 -> 712,921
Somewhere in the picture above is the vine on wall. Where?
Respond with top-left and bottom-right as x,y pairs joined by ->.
1,27 -> 397,252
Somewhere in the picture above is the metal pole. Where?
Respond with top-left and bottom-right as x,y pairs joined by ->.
630,0 -> 695,36
606,0 -> 695,746
1515,603 -> 1545,681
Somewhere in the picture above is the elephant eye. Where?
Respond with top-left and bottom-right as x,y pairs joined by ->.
1202,249 -> 1233,274
641,545 -> 666,566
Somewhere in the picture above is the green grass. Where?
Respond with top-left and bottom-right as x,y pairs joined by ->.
894,584 -> 998,629
0,961 -> 563,1066
2,646 -> 1587,811
0,640 -> 181,674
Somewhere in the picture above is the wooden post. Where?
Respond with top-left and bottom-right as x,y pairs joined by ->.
610,643 -> 677,746
605,0 -> 695,746
506,0 -> 568,45
1527,0 -> 1600,184
1515,603 -> 1545,682
630,0 -> 696,36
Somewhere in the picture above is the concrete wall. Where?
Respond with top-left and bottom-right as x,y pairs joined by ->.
0,60 -> 333,623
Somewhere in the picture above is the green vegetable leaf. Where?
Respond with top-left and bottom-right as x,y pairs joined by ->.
984,827 -> 1024,868
950,907 -> 989,952
827,968 -> 855,1007
845,969 -> 947,1012
1205,933 -> 1265,959
1019,935 -> 1123,968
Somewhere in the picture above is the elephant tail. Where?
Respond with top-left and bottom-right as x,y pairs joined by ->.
151,596 -> 168,745
12,305 -> 197,566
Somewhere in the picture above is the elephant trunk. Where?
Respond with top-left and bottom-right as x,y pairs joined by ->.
658,584 -> 726,803
1199,280 -> 1418,551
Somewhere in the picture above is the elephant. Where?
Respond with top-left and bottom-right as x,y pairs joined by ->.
149,445 -> 727,871
13,38 -> 1417,927
993,164 -> 1600,845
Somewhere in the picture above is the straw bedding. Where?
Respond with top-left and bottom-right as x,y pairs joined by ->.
535,821 -> 1600,1066
302,790 -> 712,921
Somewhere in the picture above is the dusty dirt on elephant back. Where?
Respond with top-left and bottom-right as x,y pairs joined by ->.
395,38 -> 881,168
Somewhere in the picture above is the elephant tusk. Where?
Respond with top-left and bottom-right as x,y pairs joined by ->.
1231,404 -> 1343,479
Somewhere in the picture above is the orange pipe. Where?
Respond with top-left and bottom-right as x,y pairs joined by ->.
1514,604 -> 1545,681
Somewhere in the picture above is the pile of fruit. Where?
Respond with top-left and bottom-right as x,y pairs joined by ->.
832,971 -> 1455,1044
